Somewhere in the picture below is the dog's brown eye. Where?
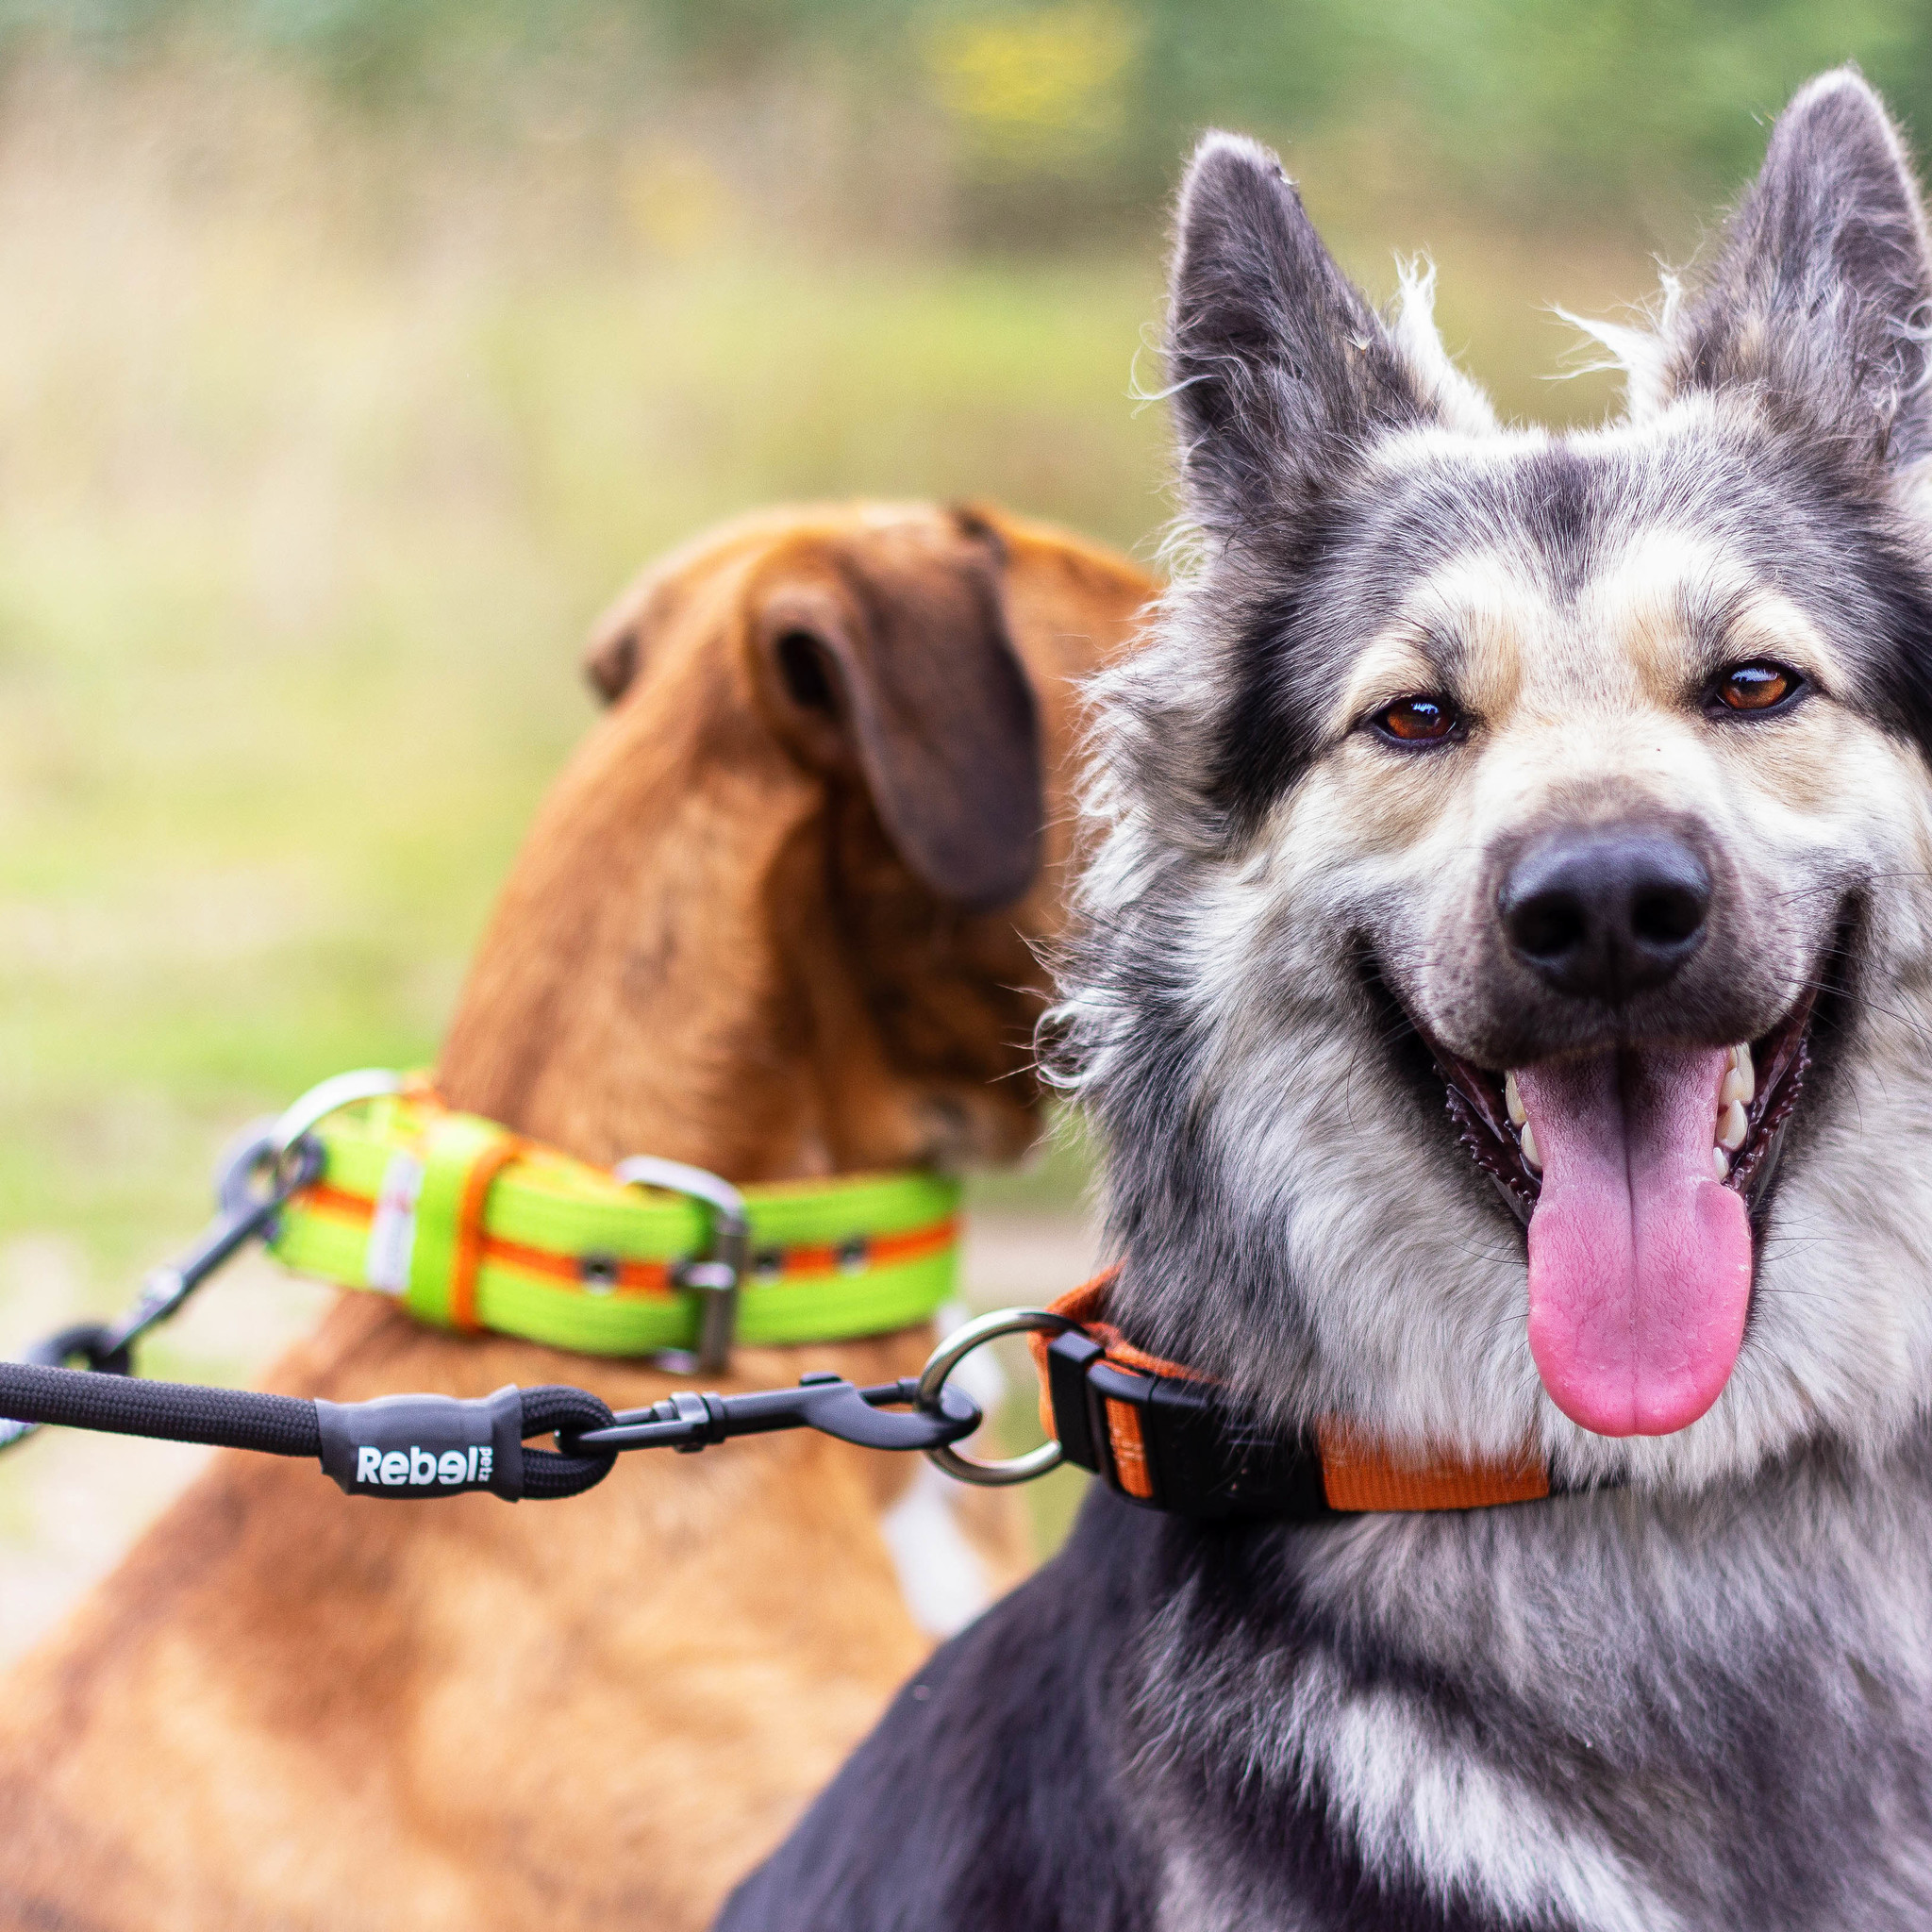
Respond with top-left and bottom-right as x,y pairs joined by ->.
1713,661 -> 1801,714
1374,695 -> 1459,744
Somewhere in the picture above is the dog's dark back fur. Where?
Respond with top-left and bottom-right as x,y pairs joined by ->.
721,69 -> 1932,1932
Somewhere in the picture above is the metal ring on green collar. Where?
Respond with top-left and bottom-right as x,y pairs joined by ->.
272,1068 -> 406,1155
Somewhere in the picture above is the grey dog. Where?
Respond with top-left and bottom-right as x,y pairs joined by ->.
720,67 -> 1932,1931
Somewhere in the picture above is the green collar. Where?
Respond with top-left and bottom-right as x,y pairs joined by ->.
269,1081 -> 962,1367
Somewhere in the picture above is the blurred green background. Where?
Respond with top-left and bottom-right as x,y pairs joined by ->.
2,0 -> 1926,1357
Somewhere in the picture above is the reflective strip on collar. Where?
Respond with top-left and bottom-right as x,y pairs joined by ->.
364,1153 -> 424,1294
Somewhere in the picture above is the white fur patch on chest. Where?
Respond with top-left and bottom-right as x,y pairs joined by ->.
1151,1649 -> 1683,1932
878,1461 -> 994,1638
1311,1674 -> 1677,1932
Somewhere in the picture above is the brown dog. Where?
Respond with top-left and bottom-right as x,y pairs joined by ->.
0,502 -> 1153,1931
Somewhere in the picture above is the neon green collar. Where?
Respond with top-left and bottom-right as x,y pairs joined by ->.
269,1083 -> 962,1365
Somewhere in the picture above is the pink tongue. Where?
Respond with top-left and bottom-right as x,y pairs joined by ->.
1516,1047 -> 1751,1437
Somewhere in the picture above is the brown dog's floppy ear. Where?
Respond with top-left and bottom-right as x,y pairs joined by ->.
583,603 -> 644,704
583,563 -> 696,704
754,526 -> 1043,913
584,625 -> 640,704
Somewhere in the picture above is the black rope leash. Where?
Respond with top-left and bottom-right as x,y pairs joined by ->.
0,1360 -> 983,1502
0,1087 -> 1041,1502
0,1124 -> 324,1453
0,1359 -> 322,1457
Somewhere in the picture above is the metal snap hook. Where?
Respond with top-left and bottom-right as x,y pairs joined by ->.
915,1307 -> 1077,1487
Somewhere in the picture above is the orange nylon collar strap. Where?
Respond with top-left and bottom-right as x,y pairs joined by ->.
1031,1268 -> 1554,1520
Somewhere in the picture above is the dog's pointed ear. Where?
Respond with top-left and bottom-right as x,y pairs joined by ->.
751,521 -> 1043,913
1661,68 -> 1932,464
1168,133 -> 1436,529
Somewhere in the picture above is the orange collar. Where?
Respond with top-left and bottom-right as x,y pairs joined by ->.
1030,1269 -> 1553,1518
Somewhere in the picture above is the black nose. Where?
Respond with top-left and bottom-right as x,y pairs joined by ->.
1499,827 -> 1711,1003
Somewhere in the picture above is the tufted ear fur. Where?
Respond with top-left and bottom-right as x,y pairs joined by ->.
1167,132 -> 1438,532
749,519 -> 1043,913
1658,68 -> 1932,466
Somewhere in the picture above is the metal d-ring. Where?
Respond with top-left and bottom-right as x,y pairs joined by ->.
916,1307 -> 1077,1488
612,1156 -> 750,1375
271,1068 -> 406,1156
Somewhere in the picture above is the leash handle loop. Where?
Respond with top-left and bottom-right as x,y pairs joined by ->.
0,1127 -> 325,1455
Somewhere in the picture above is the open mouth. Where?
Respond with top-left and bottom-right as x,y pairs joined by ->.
1396,979 -> 1826,1441
1432,995 -> 1814,1233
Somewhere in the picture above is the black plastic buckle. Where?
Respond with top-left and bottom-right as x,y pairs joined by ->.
1043,1330 -> 1330,1521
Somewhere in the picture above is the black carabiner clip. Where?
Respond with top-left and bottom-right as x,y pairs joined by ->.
558,1371 -> 983,1458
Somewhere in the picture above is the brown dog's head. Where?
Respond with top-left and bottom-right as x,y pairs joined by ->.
438,501 -> 1154,1179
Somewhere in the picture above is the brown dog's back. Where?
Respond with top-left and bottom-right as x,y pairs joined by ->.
0,501 -> 1154,1931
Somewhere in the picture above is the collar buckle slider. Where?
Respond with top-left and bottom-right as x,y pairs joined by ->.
611,1156 -> 750,1374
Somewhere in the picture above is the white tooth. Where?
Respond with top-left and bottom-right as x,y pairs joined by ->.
1712,1145 -> 1731,1182
1722,1049 -> 1755,1108
1717,1099 -> 1748,1152
1520,1121 -> 1541,1174
1505,1070 -> 1525,1127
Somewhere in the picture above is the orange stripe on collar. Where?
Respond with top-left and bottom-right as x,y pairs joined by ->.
1031,1268 -> 1551,1518
1313,1423 -> 1549,1512
448,1130 -> 526,1335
